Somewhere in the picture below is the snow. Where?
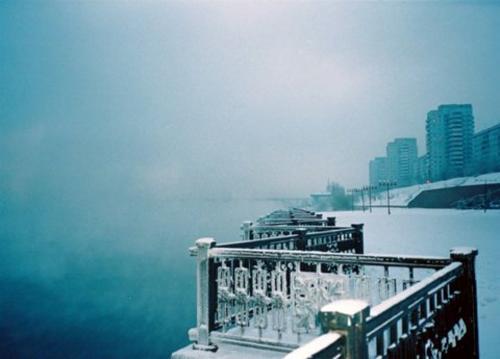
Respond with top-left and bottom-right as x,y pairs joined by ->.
172,343 -> 285,359
367,172 -> 500,207
283,332 -> 342,359
321,299 -> 369,316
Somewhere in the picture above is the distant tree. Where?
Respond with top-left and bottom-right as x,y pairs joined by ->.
327,182 -> 350,210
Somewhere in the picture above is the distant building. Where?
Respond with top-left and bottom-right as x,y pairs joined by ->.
386,138 -> 418,187
426,104 -> 474,181
414,154 -> 429,184
426,110 -> 446,181
369,157 -> 388,186
310,181 -> 349,210
473,123 -> 500,175
310,192 -> 332,211
326,181 -> 347,197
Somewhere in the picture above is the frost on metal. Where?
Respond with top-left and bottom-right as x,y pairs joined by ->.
173,210 -> 480,359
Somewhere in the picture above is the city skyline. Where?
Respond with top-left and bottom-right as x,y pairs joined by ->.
369,103 -> 500,189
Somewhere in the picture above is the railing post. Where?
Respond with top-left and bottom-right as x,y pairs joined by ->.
450,247 -> 479,358
293,228 -> 308,250
240,220 -> 253,240
320,299 -> 369,359
190,237 -> 217,351
351,224 -> 364,254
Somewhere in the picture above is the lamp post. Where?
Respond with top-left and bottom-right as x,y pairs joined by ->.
360,188 -> 366,212
351,188 -> 365,212
350,189 -> 355,211
346,189 -> 355,211
379,180 -> 397,215
483,180 -> 489,213
363,185 -> 376,213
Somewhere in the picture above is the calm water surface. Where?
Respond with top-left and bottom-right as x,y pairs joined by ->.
0,198 -> 281,358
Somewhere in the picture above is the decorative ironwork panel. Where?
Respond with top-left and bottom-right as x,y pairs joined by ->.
291,271 -> 318,334
377,277 -> 397,301
252,261 -> 270,334
216,260 -> 234,330
271,261 -> 288,337
234,263 -> 250,330
211,256 -> 421,344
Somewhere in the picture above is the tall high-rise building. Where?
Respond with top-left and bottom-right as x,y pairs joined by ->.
386,138 -> 418,187
369,157 -> 388,186
426,104 -> 474,181
426,110 -> 446,181
473,123 -> 500,175
414,154 -> 429,184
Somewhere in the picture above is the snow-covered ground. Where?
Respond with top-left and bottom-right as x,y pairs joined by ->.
370,172 -> 500,207
322,208 -> 499,358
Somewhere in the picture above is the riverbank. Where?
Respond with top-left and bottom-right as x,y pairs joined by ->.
376,171 -> 500,208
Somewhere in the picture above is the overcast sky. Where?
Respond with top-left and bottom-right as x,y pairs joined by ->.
1,1 -> 499,199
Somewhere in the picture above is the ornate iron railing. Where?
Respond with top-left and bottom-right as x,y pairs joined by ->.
241,212 -> 337,240
225,226 -> 363,253
284,248 -> 479,359
186,237 -> 470,354
254,208 -> 329,227
240,223 -> 339,240
186,223 -> 364,353
180,211 -> 478,359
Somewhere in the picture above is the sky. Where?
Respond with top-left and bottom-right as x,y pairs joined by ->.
1,1 -> 500,199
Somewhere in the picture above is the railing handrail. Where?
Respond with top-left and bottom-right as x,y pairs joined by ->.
366,261 -> 462,337
304,228 -> 354,241
207,247 -> 451,268
222,227 -> 356,249
219,234 -> 297,249
249,224 -> 340,231
256,221 -> 327,227
257,217 -> 325,221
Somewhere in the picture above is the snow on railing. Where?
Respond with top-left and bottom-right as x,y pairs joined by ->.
284,248 -> 479,359
187,236 -> 459,353
241,212 -> 337,241
177,207 -> 479,359
221,226 -> 363,253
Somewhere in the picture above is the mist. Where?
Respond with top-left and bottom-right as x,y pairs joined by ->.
2,2 -> 499,202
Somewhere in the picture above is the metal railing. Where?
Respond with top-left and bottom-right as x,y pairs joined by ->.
186,241 -> 477,354
186,224 -> 364,353
253,208 -> 329,227
241,213 -> 337,241
183,211 -> 478,359
223,226 -> 363,254
285,248 -> 479,359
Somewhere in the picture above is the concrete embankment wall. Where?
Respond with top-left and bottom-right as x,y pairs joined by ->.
408,184 -> 500,208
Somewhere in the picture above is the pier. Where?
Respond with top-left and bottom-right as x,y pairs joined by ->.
172,209 -> 479,358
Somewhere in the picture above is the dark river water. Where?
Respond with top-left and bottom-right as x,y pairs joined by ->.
1,199 -> 498,358
0,197 -> 282,358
